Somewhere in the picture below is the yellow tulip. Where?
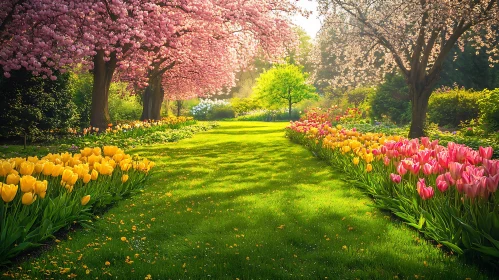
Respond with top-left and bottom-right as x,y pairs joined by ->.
83,173 -> 92,184
34,180 -> 48,196
366,164 -> 373,172
80,147 -> 93,157
42,162 -> 55,176
27,156 -> 38,163
91,169 -> 98,181
51,165 -> 64,177
0,161 -> 13,176
121,174 -> 129,183
104,146 -> 119,157
20,175 -> 37,192
62,169 -> 74,182
93,147 -> 102,156
69,174 -> 79,185
352,157 -> 360,165
1,183 -> 18,202
365,153 -> 374,163
34,161 -> 45,174
12,157 -> 25,169
81,195 -> 91,206
21,192 -> 36,205
20,161 -> 35,175
6,173 -> 20,185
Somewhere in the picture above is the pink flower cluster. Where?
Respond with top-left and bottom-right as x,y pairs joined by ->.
287,120 -> 331,138
385,137 -> 498,200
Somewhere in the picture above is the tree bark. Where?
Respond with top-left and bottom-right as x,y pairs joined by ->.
90,50 -> 117,130
407,83 -> 433,138
176,100 -> 183,117
140,74 -> 164,121
288,99 -> 292,118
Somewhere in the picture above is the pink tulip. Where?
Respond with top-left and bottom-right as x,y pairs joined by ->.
436,174 -> 449,192
397,162 -> 407,176
390,173 -> 401,184
383,156 -> 390,166
421,137 -> 430,148
449,162 -> 463,181
437,151 -> 450,169
417,178 -> 426,194
410,162 -> 420,175
380,146 -> 388,154
479,146 -> 493,160
486,174 -> 499,193
444,172 -> 456,186
423,163 -> 433,175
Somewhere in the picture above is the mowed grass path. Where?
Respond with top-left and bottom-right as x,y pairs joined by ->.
5,122 -> 489,279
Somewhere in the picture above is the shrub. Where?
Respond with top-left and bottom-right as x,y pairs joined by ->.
108,83 -> 142,122
69,70 -> 93,129
0,69 -> 78,143
230,97 -> 261,116
427,87 -> 482,128
370,74 -> 411,125
478,88 -> 499,133
191,99 -> 231,120
207,105 -> 235,120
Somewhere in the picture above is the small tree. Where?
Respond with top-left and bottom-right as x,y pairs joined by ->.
253,64 -> 317,117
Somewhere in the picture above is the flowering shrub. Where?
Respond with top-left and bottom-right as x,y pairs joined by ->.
287,119 -> 499,262
0,146 -> 153,265
61,117 -> 203,149
191,99 -> 232,120
300,106 -> 365,125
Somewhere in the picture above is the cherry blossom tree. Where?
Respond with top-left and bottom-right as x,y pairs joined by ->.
316,0 -> 499,138
1,0 -> 299,128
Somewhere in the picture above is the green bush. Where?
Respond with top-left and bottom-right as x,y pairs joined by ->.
230,97 -> 261,116
0,69 -> 78,142
235,109 -> 300,121
478,88 -> 499,133
427,87 -> 482,128
69,71 -> 93,128
207,105 -> 235,120
370,74 -> 411,125
108,83 -> 142,122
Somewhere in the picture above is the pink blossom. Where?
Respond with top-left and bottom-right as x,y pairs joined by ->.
390,173 -> 401,184
479,146 -> 493,160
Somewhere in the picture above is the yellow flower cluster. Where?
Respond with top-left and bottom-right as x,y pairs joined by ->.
0,146 -> 154,204
321,126 -> 399,172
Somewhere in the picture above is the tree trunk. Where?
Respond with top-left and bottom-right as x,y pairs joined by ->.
140,74 -> 164,121
176,100 -> 183,117
90,50 -> 117,130
288,99 -> 292,118
408,87 -> 432,139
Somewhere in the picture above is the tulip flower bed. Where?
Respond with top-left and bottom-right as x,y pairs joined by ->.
62,116 -> 204,148
0,146 -> 154,265
286,120 -> 499,263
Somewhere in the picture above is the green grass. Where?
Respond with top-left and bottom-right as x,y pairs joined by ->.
1,122 -> 491,279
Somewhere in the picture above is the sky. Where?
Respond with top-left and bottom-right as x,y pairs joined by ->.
292,0 -> 322,39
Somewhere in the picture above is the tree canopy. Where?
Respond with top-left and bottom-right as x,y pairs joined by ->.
316,0 -> 499,137
253,64 -> 317,117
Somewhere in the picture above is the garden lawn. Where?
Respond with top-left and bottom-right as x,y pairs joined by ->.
3,122 -> 491,279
